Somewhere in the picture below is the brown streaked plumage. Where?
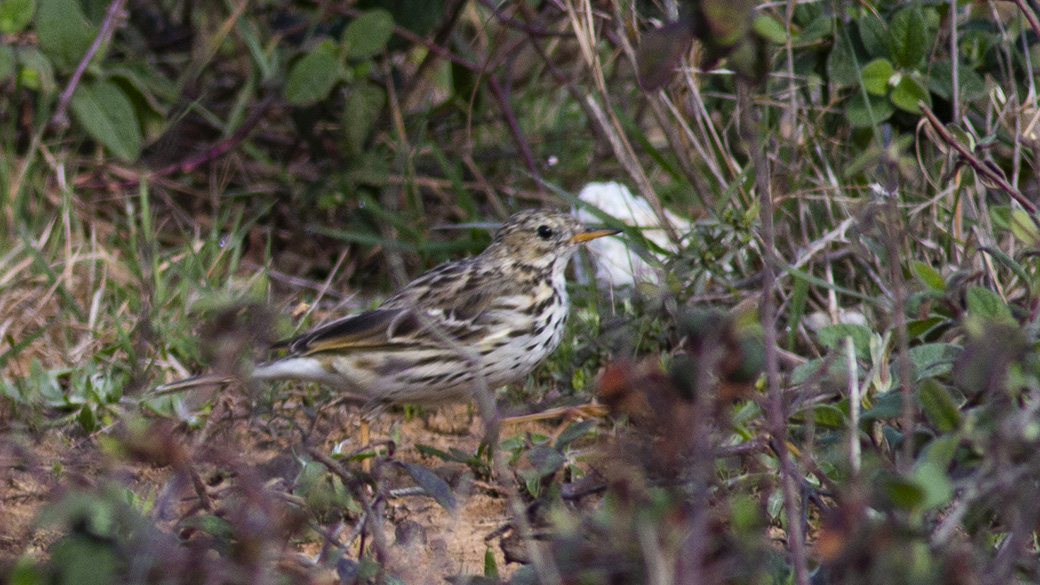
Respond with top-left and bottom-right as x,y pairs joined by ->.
157,210 -> 620,415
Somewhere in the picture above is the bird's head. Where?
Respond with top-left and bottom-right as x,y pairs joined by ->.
485,210 -> 620,273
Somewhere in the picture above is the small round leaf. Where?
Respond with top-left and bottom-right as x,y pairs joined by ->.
0,0 -> 35,34
343,9 -> 395,59
889,75 -> 930,113
70,79 -> 142,161
861,58 -> 893,96
846,91 -> 894,127
285,40 -> 342,105
887,7 -> 928,69
35,0 -> 95,69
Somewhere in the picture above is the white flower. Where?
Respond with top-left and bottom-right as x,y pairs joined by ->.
576,182 -> 690,286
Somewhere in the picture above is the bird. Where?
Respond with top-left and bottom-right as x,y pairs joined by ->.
156,210 -> 620,437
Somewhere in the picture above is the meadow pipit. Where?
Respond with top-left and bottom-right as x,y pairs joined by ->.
159,210 -> 619,423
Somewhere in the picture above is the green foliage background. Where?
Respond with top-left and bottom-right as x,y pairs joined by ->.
2,0 -> 1040,583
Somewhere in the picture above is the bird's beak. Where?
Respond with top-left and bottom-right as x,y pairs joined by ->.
569,227 -> 622,243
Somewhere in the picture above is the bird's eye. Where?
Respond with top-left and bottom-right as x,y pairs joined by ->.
537,225 -> 554,240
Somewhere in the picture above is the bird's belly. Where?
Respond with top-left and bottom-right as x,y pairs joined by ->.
473,301 -> 568,386
274,294 -> 570,407
321,324 -> 565,406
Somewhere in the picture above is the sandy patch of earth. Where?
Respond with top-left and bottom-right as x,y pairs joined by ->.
0,400 -> 568,583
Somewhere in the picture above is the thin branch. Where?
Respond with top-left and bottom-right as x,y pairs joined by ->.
487,77 -> 543,184
949,0 -> 960,117
52,0 -> 129,130
738,79 -> 810,585
79,97 -> 275,189
337,6 -> 542,188
148,97 -> 275,179
1011,0 -> 1040,40
644,94 -> 716,209
400,0 -> 469,105
478,0 -> 571,38
306,445 -> 391,565
920,103 -> 1036,214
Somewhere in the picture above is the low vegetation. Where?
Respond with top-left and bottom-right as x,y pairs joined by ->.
2,0 -> 1040,583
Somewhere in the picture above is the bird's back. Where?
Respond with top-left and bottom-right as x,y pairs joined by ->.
253,254 -> 567,406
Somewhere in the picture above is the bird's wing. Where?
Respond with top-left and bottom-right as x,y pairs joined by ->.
382,257 -> 513,325
275,308 -> 411,355
278,259 -> 512,356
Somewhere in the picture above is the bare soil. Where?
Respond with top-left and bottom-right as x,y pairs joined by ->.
1,401 -> 563,583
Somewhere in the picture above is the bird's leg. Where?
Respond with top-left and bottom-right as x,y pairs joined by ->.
359,399 -> 389,473
360,420 -> 371,473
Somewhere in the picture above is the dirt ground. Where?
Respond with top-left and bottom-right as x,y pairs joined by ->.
0,400 -> 566,583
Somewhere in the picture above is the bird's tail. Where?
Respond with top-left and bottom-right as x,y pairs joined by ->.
152,374 -> 234,396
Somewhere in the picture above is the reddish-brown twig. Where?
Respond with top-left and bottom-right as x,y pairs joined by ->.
52,0 -> 129,130
920,103 -> 1036,214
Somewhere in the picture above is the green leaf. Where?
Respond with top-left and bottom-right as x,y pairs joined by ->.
636,21 -> 695,91
911,460 -> 953,510
989,205 -> 1013,230
50,536 -> 119,585
363,0 -> 441,37
1008,209 -> 1040,247
285,40 -> 342,105
399,462 -> 456,512
813,403 -> 846,428
889,74 -> 930,113
817,323 -> 873,360
861,58 -> 893,95
344,151 -> 389,187
910,260 -> 945,291
35,0 -> 95,69
790,358 -> 822,386
343,9 -> 395,59
965,286 -> 1014,324
908,343 -> 957,381
827,28 -> 859,86
857,13 -> 888,58
415,443 -> 483,466
5,558 -> 44,584
798,15 -> 832,45
177,514 -> 234,541
15,46 -> 56,92
484,547 -> 499,579
76,405 -> 97,432
554,418 -> 597,449
862,390 -> 904,420
526,446 -> 565,479
979,246 -> 1031,287
887,7 -> 928,68
879,472 -> 925,510
922,433 -> 959,471
753,14 -> 787,44
947,124 -> 975,151
793,3 -> 821,27
786,274 -> 809,349
918,378 -> 960,432
0,0 -> 34,34
928,59 -> 987,102
342,83 -> 385,156
0,44 -> 14,81
907,316 -> 945,339
69,79 -> 142,161
846,91 -> 894,127
702,0 -> 755,45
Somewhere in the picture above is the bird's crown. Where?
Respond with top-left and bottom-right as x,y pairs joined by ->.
485,210 -> 588,265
